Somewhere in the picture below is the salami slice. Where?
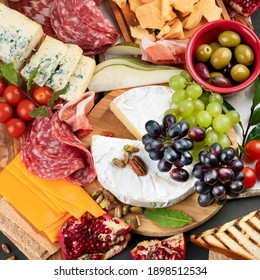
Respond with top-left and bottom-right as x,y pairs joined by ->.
9,1 -> 24,13
20,114 -> 96,186
40,0 -> 54,7
20,0 -> 51,27
28,0 -> 51,17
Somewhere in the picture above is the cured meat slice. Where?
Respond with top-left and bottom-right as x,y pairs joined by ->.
40,0 -> 54,6
28,0 -> 51,17
19,0 -> 52,27
58,91 -> 95,134
20,113 -> 96,186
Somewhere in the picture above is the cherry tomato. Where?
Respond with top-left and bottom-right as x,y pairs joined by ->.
4,84 -> 24,106
0,79 -> 6,96
16,99 -> 37,121
32,86 -> 53,105
242,166 -> 257,188
5,117 -> 26,138
255,160 -> 260,177
244,140 -> 260,161
0,102 -> 14,123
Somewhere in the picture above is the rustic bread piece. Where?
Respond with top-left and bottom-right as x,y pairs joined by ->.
0,198 -> 59,259
190,210 -> 260,260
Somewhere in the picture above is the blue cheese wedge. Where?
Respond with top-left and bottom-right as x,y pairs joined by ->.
91,135 -> 195,208
62,55 -> 96,101
21,36 -> 68,86
110,86 -> 173,140
0,3 -> 44,69
46,44 -> 83,91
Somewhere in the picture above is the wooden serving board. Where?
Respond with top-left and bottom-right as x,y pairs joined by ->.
209,251 -> 231,260
108,0 -> 230,42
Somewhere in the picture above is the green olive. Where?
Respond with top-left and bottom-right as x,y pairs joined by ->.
210,47 -> 232,69
209,42 -> 222,52
230,64 -> 250,82
218,31 -> 241,47
234,44 -> 254,66
194,44 -> 213,62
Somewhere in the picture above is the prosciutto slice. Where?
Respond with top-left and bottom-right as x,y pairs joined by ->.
140,37 -> 188,65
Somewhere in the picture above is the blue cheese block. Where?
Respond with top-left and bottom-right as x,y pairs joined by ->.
62,56 -> 96,102
21,36 -> 68,87
46,44 -> 83,91
0,3 -> 44,69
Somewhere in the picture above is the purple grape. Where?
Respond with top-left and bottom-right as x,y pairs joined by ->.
204,168 -> 218,185
229,158 -> 244,173
198,150 -> 209,164
150,139 -> 164,150
174,138 -> 194,152
192,163 -> 209,179
145,120 -> 162,137
210,143 -> 222,158
218,167 -> 235,183
164,146 -> 180,163
194,180 -> 212,194
173,160 -> 184,168
219,147 -> 236,164
234,171 -> 245,181
212,184 -> 226,198
188,126 -> 206,142
177,120 -> 190,137
157,157 -> 172,172
198,192 -> 214,207
179,151 -> 193,166
229,180 -> 244,193
214,196 -> 227,205
170,168 -> 189,182
149,149 -> 164,161
167,123 -> 181,138
163,114 -> 176,129
204,153 -> 219,167
142,133 -> 154,145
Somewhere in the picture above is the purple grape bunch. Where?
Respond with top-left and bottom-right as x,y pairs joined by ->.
142,114 -> 205,182
192,143 -> 244,207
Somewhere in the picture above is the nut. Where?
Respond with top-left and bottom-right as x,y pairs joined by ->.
135,215 -> 141,227
125,218 -> 132,226
123,145 -> 140,153
6,255 -> 15,260
106,201 -> 117,211
129,206 -> 144,214
95,193 -> 104,204
1,243 -> 10,254
122,204 -> 131,216
114,205 -> 123,218
129,156 -> 147,176
122,151 -> 130,165
103,189 -> 115,202
99,198 -> 110,209
91,189 -> 103,200
112,158 -> 125,168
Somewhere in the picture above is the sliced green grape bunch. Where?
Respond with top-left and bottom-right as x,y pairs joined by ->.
166,70 -> 241,156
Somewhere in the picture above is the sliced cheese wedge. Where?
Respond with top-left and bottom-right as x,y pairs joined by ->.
91,135 -> 195,208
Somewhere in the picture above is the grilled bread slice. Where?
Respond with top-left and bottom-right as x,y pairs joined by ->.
190,210 -> 260,260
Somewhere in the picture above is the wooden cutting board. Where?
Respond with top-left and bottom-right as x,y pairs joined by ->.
108,0 -> 230,42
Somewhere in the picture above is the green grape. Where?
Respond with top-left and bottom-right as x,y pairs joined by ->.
205,129 -> 219,146
164,108 -> 176,116
206,101 -> 222,117
192,99 -> 205,113
226,110 -> 240,125
218,133 -> 231,149
183,115 -> 197,127
180,70 -> 193,82
169,75 -> 187,90
212,114 -> 232,133
198,91 -> 210,107
196,111 -> 213,128
209,92 -> 223,105
171,89 -> 187,105
186,84 -> 203,99
191,142 -> 208,162
176,100 -> 194,117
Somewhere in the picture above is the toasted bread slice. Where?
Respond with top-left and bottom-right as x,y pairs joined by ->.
190,210 -> 260,260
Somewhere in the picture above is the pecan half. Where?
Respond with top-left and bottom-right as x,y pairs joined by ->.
129,156 -> 147,176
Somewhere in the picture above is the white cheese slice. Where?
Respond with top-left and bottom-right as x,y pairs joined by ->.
45,44 -> 83,91
62,55 -> 96,102
91,135 -> 195,208
0,3 -> 44,69
110,86 -> 173,139
21,36 -> 68,86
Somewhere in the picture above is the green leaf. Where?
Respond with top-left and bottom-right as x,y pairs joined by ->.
246,123 -> 260,143
0,63 -> 21,86
47,86 -> 67,106
253,77 -> 260,108
29,106 -> 49,118
143,209 -> 193,228
26,65 -> 40,91
238,143 -> 247,156
251,107 -> 260,126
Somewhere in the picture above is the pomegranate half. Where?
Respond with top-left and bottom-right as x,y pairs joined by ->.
58,212 -> 131,260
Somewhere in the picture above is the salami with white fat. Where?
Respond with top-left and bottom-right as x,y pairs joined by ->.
28,0 -> 51,17
20,113 -> 96,186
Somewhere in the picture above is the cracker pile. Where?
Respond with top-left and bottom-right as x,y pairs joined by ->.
113,0 -> 223,42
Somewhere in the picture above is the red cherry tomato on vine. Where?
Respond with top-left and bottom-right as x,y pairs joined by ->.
242,166 -> 257,188
244,140 -> 260,161
16,99 -> 37,121
0,102 -> 14,123
32,86 -> 53,105
4,84 -> 23,106
5,118 -> 26,138
255,160 -> 260,177
0,79 -> 6,96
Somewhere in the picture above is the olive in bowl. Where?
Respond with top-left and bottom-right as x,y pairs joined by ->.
185,20 -> 260,95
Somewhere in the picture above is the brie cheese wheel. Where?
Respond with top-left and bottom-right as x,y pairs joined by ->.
91,135 -> 195,208
110,86 -> 173,140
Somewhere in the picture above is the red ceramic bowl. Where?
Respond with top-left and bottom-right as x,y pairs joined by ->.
185,20 -> 260,95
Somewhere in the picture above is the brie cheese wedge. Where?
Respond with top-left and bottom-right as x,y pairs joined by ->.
110,85 -> 173,140
91,135 -> 195,208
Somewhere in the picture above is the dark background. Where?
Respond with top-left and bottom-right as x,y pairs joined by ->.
0,10 -> 260,261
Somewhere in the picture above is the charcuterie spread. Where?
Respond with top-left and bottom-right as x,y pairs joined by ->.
0,0 -> 260,262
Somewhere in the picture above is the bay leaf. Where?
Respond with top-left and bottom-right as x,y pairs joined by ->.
251,107 -> 260,126
30,106 -> 49,118
47,86 -> 67,106
143,209 -> 193,228
253,77 -> 260,108
27,65 -> 40,91
246,123 -> 260,143
0,63 -> 21,86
